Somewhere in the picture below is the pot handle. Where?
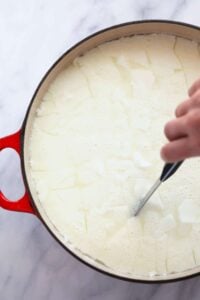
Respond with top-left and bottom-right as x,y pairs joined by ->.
0,131 -> 35,214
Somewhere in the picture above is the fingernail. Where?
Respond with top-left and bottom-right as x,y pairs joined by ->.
160,148 -> 167,161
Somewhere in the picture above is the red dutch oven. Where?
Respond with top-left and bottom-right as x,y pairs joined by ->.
1,20 -> 200,283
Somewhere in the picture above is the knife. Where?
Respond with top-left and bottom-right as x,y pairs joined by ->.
134,161 -> 184,216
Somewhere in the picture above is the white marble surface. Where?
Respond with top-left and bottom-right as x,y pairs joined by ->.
1,0 -> 200,299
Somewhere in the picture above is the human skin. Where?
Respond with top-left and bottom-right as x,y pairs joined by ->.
161,78 -> 200,162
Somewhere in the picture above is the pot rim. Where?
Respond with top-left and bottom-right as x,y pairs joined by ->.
20,19 -> 200,283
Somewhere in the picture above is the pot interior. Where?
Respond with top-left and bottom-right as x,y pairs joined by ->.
23,21 -> 200,282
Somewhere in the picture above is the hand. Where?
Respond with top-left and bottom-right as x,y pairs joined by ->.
161,78 -> 200,162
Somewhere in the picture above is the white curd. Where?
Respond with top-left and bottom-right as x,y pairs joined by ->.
29,34 -> 200,277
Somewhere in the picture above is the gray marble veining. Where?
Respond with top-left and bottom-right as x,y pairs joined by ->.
1,0 -> 200,299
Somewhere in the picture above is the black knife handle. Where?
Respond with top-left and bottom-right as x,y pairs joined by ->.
160,161 -> 184,182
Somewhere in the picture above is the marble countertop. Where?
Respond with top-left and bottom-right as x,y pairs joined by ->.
1,0 -> 200,299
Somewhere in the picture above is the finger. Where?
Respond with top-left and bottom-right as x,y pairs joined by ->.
160,137 -> 192,162
175,98 -> 192,117
188,78 -> 200,97
185,108 -> 200,135
164,117 -> 187,141
176,91 -> 200,118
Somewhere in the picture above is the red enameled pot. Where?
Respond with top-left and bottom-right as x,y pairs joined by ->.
1,20 -> 200,283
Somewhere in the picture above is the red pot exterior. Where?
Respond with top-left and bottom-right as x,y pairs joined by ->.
1,20 -> 200,283
0,131 -> 35,214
